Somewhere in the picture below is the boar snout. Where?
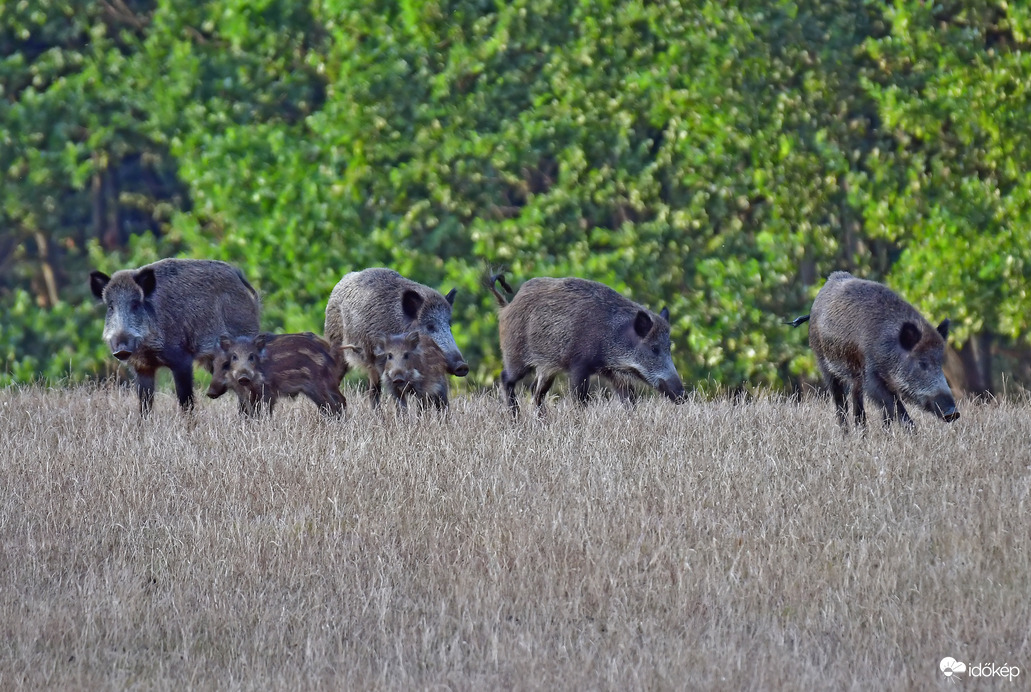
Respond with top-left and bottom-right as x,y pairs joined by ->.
449,360 -> 470,377
658,377 -> 686,404
109,334 -> 139,360
931,395 -> 959,422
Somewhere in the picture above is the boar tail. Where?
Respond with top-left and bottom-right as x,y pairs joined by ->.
483,267 -> 513,308
235,267 -> 261,305
786,314 -> 810,328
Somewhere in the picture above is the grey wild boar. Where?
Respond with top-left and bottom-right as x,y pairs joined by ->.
90,258 -> 261,413
206,332 -> 346,416
788,271 -> 959,429
488,273 -> 686,415
367,331 -> 450,411
324,268 -> 468,406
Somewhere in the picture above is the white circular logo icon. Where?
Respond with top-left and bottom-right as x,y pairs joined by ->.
940,657 -> 967,677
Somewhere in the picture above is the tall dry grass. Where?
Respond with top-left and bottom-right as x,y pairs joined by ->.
0,383 -> 1028,690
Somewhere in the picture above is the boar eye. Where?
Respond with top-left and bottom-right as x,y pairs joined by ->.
427,323 -> 436,333
106,303 -> 113,313
248,354 -> 255,362
652,346 -> 660,356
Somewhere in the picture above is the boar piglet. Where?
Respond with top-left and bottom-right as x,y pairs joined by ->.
325,268 -> 468,407
90,258 -> 260,414
363,331 -> 449,411
207,332 -> 346,417
488,274 -> 685,415
789,271 -> 959,430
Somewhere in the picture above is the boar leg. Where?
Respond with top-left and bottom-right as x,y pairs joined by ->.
603,371 -> 639,406
135,367 -> 157,415
864,372 -> 913,429
322,390 -> 347,417
332,388 -> 348,415
167,353 -> 196,411
824,374 -> 849,430
235,389 -> 252,415
569,366 -> 595,406
307,392 -> 329,415
368,370 -> 383,408
849,378 -> 867,429
501,365 -> 531,416
884,391 -> 914,428
531,372 -> 557,411
390,383 -> 410,411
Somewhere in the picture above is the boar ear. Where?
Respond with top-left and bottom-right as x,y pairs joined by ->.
633,311 -> 654,339
445,288 -> 457,306
659,306 -> 670,322
89,271 -> 110,299
936,318 -> 950,341
218,335 -> 233,351
133,268 -> 157,297
899,322 -> 922,351
405,331 -> 421,347
254,333 -> 268,352
401,290 -> 424,320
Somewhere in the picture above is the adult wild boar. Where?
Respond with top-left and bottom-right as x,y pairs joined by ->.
488,273 -> 685,415
789,271 -> 959,429
324,268 -> 468,406
369,331 -> 450,411
90,258 -> 261,413
207,332 -> 346,417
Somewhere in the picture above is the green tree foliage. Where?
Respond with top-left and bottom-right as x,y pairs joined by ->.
1,0 -> 186,382
3,0 -> 1029,395
857,0 -> 1031,392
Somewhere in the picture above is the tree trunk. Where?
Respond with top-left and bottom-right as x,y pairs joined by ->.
957,332 -> 993,398
92,153 -> 107,248
34,231 -> 59,308
94,151 -> 122,250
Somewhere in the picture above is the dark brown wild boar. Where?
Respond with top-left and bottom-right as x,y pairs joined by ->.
789,271 -> 959,430
207,332 -> 346,417
488,273 -> 685,415
367,331 -> 449,410
324,268 -> 468,406
90,258 -> 261,414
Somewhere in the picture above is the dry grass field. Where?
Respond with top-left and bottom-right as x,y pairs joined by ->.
1,383 -> 1028,690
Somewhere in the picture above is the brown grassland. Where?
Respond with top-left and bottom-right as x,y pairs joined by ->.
1,383 -> 1028,690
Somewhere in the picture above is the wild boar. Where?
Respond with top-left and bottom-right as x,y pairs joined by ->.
789,271 -> 959,429
90,258 -> 261,413
206,332 -> 346,416
488,273 -> 686,415
324,268 -> 468,406
369,331 -> 450,411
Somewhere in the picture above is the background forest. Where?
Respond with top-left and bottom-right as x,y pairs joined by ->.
2,0 -> 1030,395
